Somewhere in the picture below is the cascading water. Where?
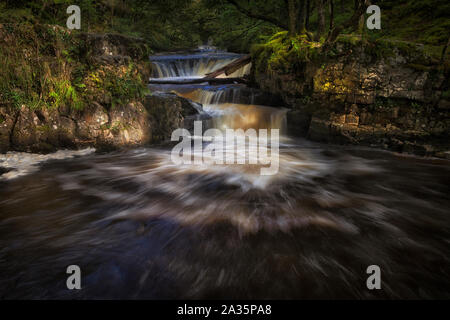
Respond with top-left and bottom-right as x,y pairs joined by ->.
150,52 -> 251,79
0,50 -> 449,300
149,51 -> 286,134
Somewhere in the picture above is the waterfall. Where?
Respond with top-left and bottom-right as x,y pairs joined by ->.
149,50 -> 286,133
150,52 -> 251,79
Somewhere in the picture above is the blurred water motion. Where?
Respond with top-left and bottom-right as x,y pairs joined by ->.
1,142 -> 449,299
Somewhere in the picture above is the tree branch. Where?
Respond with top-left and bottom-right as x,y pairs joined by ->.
322,0 -> 367,52
225,0 -> 288,30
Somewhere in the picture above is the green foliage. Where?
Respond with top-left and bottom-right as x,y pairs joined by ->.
251,31 -> 322,73
0,23 -> 148,111
86,62 -> 148,109
1,0 -> 448,55
0,23 -> 86,110
102,66 -> 148,108
47,80 -> 84,110
442,90 -> 450,100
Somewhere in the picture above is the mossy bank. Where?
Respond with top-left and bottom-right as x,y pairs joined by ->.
251,32 -> 450,158
0,24 -> 202,153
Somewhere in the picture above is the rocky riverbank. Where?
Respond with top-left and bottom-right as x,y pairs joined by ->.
0,92 -> 205,153
0,24 -> 205,154
251,33 -> 450,158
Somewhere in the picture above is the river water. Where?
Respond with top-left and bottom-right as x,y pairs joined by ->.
0,50 -> 449,299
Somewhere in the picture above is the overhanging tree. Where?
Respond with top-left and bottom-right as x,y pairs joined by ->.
224,0 -> 369,51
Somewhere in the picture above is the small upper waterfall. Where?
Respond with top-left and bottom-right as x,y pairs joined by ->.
150,52 -> 251,80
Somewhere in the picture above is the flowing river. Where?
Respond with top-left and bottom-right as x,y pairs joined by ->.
0,50 -> 449,299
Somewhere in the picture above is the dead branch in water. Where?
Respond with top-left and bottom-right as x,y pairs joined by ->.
204,54 -> 251,78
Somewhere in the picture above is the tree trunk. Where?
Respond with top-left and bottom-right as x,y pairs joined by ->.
329,0 -> 334,31
227,0 -> 289,30
441,35 -> 450,64
322,0 -> 367,52
288,0 -> 298,36
315,0 -> 326,40
298,0 -> 307,33
306,0 -> 311,30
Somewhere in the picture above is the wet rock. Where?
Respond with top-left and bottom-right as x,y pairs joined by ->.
104,102 -> 151,147
0,106 -> 17,153
308,117 -> 331,142
144,92 -> 204,141
2,90 -> 205,153
435,151 -> 450,160
344,113 -> 359,125
10,106 -> 56,152
0,166 -> 11,175
252,39 -> 449,158
287,110 -> 311,136
74,102 -> 109,141
80,33 -> 149,61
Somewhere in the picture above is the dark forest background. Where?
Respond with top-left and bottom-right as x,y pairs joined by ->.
1,0 -> 449,56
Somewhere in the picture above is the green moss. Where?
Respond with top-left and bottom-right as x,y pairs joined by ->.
337,34 -> 362,46
86,62 -> 148,108
442,90 -> 450,100
251,31 -> 322,74
0,23 -> 148,112
336,34 -> 436,65
0,24 -> 86,110
374,97 -> 397,110
36,125 -> 51,132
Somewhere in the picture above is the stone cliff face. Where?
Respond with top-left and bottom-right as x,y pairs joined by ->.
0,93 -> 204,153
0,25 -> 203,153
252,38 -> 450,158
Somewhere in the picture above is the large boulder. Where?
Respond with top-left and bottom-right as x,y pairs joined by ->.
102,101 -> 151,148
144,92 -> 208,142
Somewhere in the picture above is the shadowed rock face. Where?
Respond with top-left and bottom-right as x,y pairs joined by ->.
0,107 -> 17,153
144,92 -> 211,136
252,39 -> 450,158
80,33 -> 151,61
0,94 -> 205,154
